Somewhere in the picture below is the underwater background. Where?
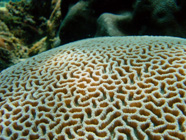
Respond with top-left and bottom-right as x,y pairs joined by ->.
0,0 -> 186,71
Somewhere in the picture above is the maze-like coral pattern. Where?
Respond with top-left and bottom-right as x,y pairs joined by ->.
0,36 -> 186,140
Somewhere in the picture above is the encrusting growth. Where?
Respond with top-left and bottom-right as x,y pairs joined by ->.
0,36 -> 186,139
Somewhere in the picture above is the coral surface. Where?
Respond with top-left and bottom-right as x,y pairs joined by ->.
0,36 -> 186,139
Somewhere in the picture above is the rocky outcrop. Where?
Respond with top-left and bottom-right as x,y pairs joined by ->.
59,0 -> 135,44
59,0 -> 186,44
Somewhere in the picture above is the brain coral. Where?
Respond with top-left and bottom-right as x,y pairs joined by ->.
0,36 -> 186,140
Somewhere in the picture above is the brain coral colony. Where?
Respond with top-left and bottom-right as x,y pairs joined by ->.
0,36 -> 186,139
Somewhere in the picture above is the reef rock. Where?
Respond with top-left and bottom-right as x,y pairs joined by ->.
59,0 -> 186,44
0,20 -> 28,71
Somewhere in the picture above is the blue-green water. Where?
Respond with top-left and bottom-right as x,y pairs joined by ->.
0,0 -> 21,7
0,0 -> 21,2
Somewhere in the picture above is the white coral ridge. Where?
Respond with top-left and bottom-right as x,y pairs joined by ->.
0,36 -> 186,140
